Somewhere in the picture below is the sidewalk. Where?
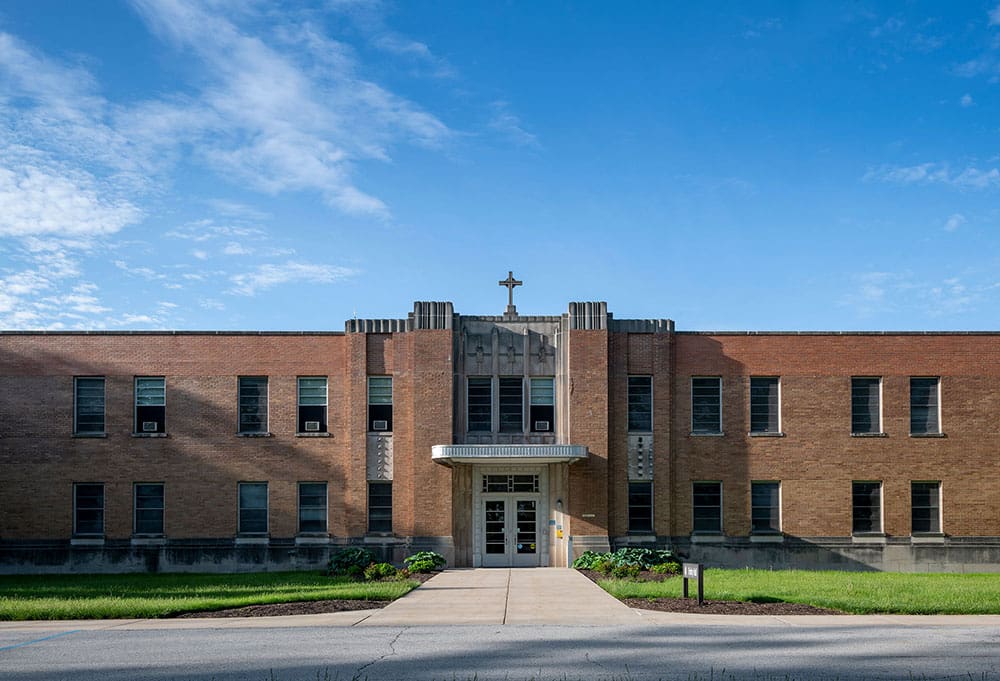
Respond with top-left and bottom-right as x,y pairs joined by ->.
357,567 -> 641,626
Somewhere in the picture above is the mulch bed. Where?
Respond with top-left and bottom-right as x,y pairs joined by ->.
578,569 -> 844,616
172,572 -> 437,619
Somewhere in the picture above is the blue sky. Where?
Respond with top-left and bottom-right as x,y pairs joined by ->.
1,1 -> 999,331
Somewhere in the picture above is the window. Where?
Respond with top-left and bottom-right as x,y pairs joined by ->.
298,482 -> 328,533
749,377 -> 780,434
134,483 -> 164,535
628,481 -> 653,533
467,377 -> 492,432
368,376 -> 392,432
74,483 -> 104,537
852,481 -> 882,534
751,481 -> 781,534
135,377 -> 165,433
297,377 -> 327,433
482,474 -> 539,493
692,482 -> 722,533
691,377 -> 722,434
910,378 -> 940,435
911,482 -> 941,534
851,377 -> 881,434
368,482 -> 392,533
627,376 -> 652,432
529,377 -> 554,432
238,377 -> 268,433
74,377 -> 105,434
238,482 -> 268,534
499,377 -> 523,433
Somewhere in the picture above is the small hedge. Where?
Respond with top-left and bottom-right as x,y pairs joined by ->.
573,548 -> 680,576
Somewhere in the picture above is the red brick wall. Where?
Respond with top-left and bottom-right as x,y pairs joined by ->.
567,329 -> 609,536
0,334 -> 353,539
671,333 -> 1000,538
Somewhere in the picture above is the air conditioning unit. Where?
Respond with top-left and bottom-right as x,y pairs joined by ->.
304,421 -> 321,432
372,420 -> 389,431
534,420 -> 551,432
142,421 -> 158,432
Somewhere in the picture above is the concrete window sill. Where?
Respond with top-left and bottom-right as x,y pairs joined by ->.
73,433 -> 108,438
852,534 -> 887,544
749,432 -> 785,437
851,432 -> 888,438
132,432 -> 168,438
70,537 -> 105,546
691,534 -> 725,543
749,534 -> 785,543
237,432 -> 273,438
235,536 -> 269,545
295,432 -> 331,438
910,433 -> 947,438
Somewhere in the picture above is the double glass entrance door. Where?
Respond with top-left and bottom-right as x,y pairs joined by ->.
483,497 -> 539,567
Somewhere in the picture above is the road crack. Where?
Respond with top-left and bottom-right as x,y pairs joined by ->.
354,627 -> 404,677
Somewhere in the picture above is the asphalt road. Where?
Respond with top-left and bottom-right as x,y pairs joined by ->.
4,622 -> 1000,681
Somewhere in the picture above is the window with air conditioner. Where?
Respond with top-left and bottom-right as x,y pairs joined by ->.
297,377 -> 327,433
530,377 -> 554,432
134,377 -> 165,434
368,376 -> 392,432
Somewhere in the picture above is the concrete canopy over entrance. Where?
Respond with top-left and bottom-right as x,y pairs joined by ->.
434,445 -> 587,568
430,444 -> 588,465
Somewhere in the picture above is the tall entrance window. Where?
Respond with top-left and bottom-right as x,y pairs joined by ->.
368,376 -> 393,432
468,378 -> 492,432
628,481 -> 653,533
368,482 -> 392,533
628,376 -> 652,432
498,377 -> 523,433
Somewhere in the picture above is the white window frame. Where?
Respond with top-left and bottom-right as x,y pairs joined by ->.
850,376 -> 883,435
749,376 -> 781,435
909,377 -> 942,436
750,480 -> 782,534
73,482 -> 105,537
692,480 -> 723,534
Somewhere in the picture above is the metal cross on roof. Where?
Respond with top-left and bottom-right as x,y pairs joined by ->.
499,271 -> 522,316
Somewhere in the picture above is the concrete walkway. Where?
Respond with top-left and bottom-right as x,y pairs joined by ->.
358,567 -> 641,626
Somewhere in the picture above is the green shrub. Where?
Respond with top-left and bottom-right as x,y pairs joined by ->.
651,562 -> 680,575
610,563 -> 641,579
592,558 -> 614,575
571,551 -> 604,570
403,551 -> 447,573
328,547 -> 376,576
606,547 -> 677,569
364,562 -> 400,581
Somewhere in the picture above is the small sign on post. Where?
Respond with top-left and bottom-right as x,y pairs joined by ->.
682,562 -> 704,605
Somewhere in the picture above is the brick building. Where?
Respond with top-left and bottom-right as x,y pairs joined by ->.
2,289 -> 999,573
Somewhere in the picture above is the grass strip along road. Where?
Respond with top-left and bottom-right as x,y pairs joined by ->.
0,571 -> 417,620
600,568 -> 1000,614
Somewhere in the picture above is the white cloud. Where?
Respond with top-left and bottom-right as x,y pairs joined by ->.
192,249 -> 209,260
223,242 -> 252,256
864,163 -> 1000,189
129,0 -> 451,217
228,261 -> 358,296
960,93 -> 974,107
488,101 -> 540,149
841,271 -> 990,320
944,213 -> 966,231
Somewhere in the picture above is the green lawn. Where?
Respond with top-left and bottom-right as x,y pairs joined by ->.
599,569 -> 1000,614
0,571 -> 418,620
